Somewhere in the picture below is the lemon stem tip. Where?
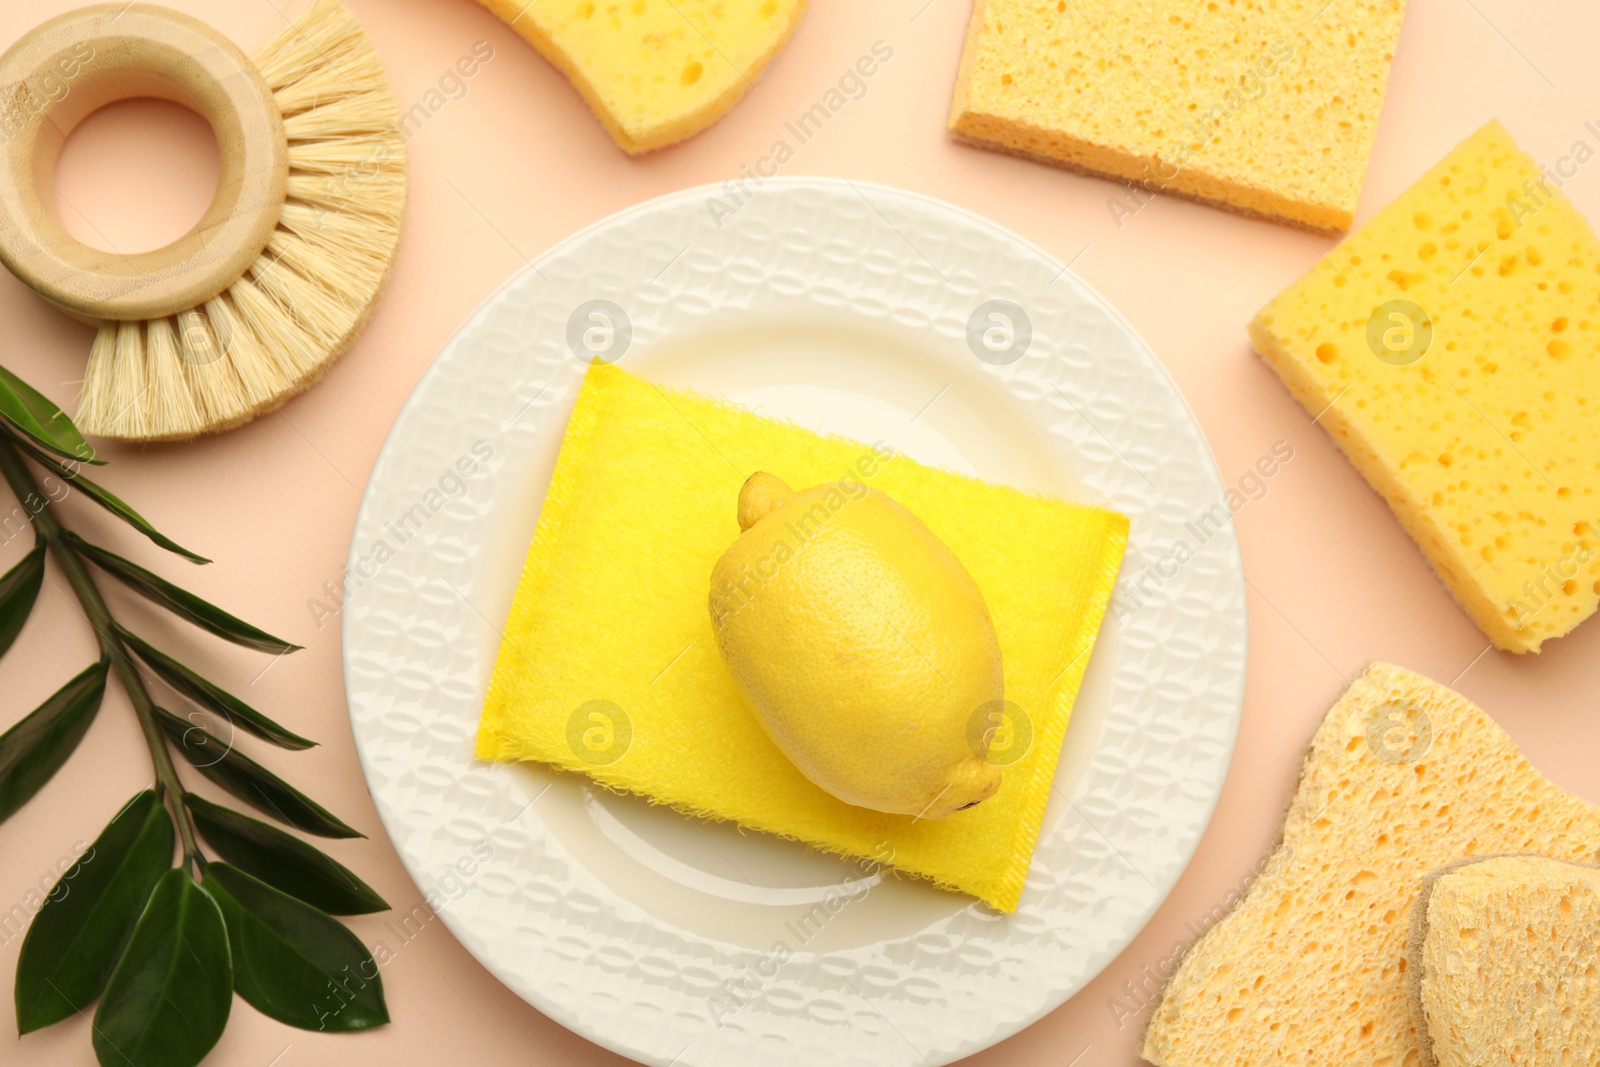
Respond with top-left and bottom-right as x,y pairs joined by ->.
737,472 -> 793,530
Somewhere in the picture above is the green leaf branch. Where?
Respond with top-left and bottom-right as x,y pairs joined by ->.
0,369 -> 390,1067
0,440 -> 206,871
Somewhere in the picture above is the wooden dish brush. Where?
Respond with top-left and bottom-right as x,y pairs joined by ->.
0,0 -> 405,441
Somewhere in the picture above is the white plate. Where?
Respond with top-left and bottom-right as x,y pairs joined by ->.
343,179 -> 1246,1067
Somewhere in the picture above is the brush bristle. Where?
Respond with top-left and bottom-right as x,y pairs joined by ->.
174,307 -> 246,424
203,293 -> 277,407
74,0 -> 406,441
80,322 -> 155,439
143,316 -> 202,433
78,322 -> 121,435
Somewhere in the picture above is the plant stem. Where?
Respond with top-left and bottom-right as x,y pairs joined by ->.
0,439 -> 203,874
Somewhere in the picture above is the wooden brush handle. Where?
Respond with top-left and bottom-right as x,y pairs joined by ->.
0,3 -> 287,322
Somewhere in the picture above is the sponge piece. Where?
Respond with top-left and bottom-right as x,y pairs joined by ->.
1141,662 -> 1600,1066
477,0 -> 806,153
948,0 -> 1405,231
1409,855 -> 1600,1067
477,363 -> 1128,912
1251,120 -> 1600,653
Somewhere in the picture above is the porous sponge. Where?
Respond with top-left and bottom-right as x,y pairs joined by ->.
1251,120 -> 1600,653
1410,855 -> 1600,1067
949,0 -> 1405,232
1141,663 -> 1600,1066
477,0 -> 806,153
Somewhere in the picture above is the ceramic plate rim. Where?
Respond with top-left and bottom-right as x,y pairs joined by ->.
343,177 -> 1248,1067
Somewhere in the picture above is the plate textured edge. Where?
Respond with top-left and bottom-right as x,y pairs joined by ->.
341,177 -> 1248,1067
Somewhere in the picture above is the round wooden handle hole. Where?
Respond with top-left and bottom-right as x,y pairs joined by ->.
54,97 -> 221,255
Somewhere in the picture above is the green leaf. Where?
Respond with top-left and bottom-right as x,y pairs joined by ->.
67,533 -> 300,655
187,795 -> 387,915
119,626 -> 314,750
14,790 -> 174,1033
92,868 -> 231,1067
0,542 -> 44,660
0,365 -> 99,465
154,708 -> 359,839
204,864 -> 388,1032
0,660 -> 108,824
12,441 -> 206,564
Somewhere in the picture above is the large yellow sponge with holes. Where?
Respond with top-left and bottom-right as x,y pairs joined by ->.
949,0 -> 1405,231
477,0 -> 806,153
1141,662 -> 1600,1066
1409,855 -> 1600,1067
1251,120 -> 1600,653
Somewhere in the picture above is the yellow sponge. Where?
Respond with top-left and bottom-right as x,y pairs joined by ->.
1410,855 -> 1600,1067
1142,662 -> 1600,1066
477,363 -> 1128,912
477,0 -> 806,153
949,0 -> 1406,232
1251,120 -> 1600,652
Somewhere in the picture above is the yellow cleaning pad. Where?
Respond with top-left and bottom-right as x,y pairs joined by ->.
478,363 -> 1128,911
949,0 -> 1406,232
1252,120 -> 1600,652
476,0 -> 806,154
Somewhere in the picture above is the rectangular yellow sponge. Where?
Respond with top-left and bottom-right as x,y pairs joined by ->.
477,363 -> 1128,912
949,0 -> 1406,231
1251,120 -> 1600,653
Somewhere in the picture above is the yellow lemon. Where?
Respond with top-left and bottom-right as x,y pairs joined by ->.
709,472 -> 1004,818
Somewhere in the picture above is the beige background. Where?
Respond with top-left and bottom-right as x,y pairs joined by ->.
2,0 -> 1598,1064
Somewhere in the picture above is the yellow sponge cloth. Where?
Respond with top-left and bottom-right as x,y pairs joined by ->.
949,0 -> 1405,231
477,363 -> 1128,912
1252,120 -> 1600,652
476,0 -> 806,153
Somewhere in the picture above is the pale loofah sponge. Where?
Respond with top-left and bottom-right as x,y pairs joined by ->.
1252,120 -> 1600,653
477,0 -> 806,153
948,0 -> 1406,231
1142,662 -> 1600,1066
1409,854 -> 1600,1067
